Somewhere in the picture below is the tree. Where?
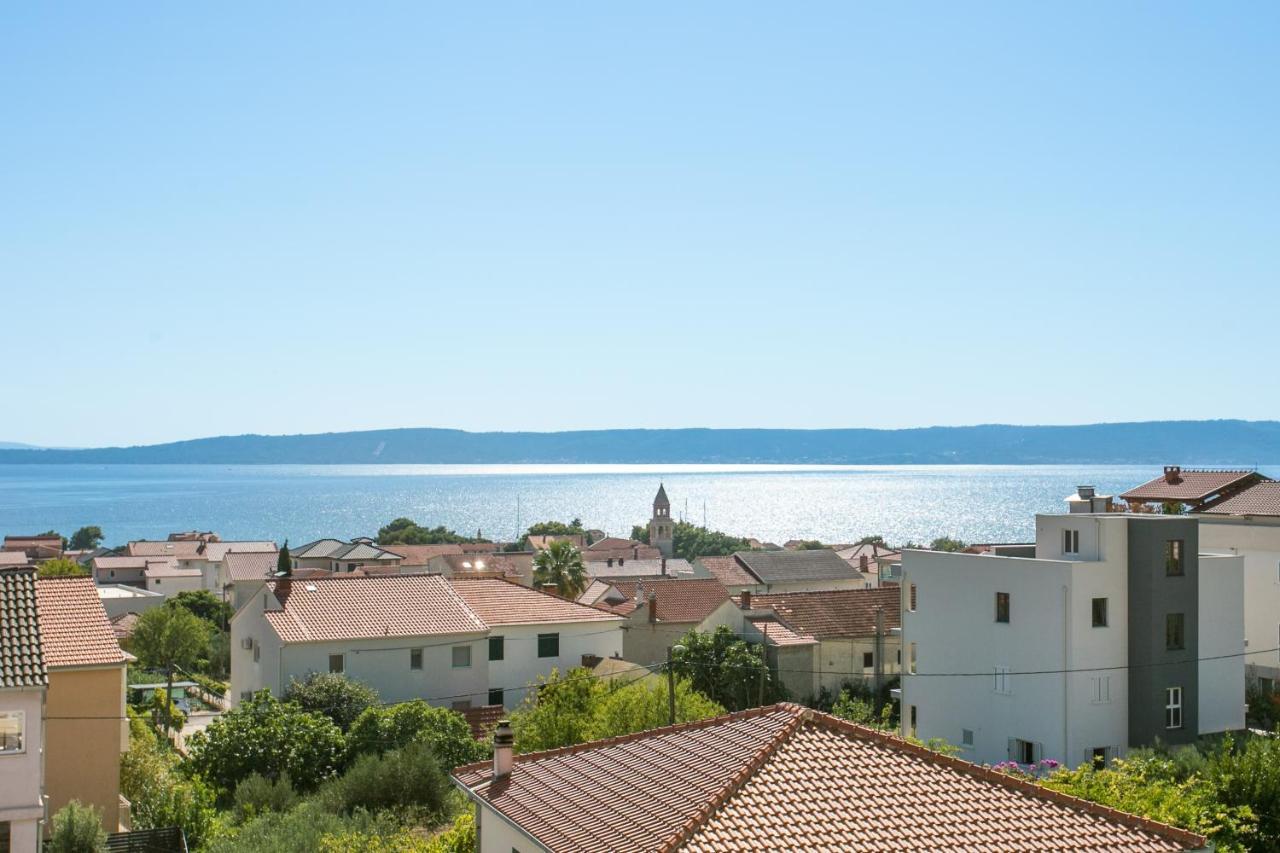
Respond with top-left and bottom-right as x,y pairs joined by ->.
121,713 -> 217,849
186,691 -> 346,798
68,526 -> 104,550
38,558 -> 88,579
532,540 -> 586,598
792,540 -> 825,550
46,801 -> 107,853
278,540 -> 292,577
318,740 -> 450,817
285,672 -> 379,731
167,589 -> 232,626
510,667 -> 724,754
670,625 -> 774,711
634,520 -> 751,560
376,518 -> 488,546
128,606 -> 211,735
929,536 -> 968,552
346,700 -> 486,770
856,535 -> 887,546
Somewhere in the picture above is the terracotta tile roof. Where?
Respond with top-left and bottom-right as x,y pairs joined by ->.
127,540 -> 204,558
435,553 -> 523,578
1121,467 -> 1264,503
92,555 -> 152,571
200,540 -> 277,562
587,537 -> 644,551
144,561 -> 201,579
36,577 -> 128,669
609,578 -> 730,624
744,588 -> 901,639
109,612 -> 140,641
698,555 -> 759,588
264,575 -> 487,643
1198,481 -> 1280,517
225,550 -> 282,582
747,616 -> 817,646
448,578 -> 624,626
453,705 -> 1202,852
0,552 -> 30,568
378,543 -> 464,565
462,704 -> 505,739
0,568 -> 46,688
3,535 -> 62,552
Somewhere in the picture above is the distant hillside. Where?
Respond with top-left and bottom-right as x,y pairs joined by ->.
2,420 -> 1279,465
0,441 -> 40,450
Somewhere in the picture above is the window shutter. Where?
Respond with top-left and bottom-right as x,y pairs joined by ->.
1034,742 -> 1044,763
1007,738 -> 1016,760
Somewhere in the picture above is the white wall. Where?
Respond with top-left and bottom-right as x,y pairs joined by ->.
488,622 -> 623,709
475,803 -> 549,852
1198,553 -> 1246,734
1198,517 -> 1280,680
146,573 -> 204,597
0,687 -> 45,853
901,549 -> 1087,766
283,635 -> 490,707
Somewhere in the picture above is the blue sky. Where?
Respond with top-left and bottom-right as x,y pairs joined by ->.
3,3 -> 1277,447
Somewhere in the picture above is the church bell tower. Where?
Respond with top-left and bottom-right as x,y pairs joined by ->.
649,483 -> 674,557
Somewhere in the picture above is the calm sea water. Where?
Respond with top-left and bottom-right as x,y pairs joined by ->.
0,463 -> 1235,547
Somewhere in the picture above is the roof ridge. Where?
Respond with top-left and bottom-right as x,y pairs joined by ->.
657,704 -> 810,852
451,703 -> 797,779
811,712 -> 1206,849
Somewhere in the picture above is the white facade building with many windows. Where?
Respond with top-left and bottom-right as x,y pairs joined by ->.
899,512 -> 1245,768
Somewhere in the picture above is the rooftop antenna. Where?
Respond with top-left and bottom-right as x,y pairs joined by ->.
703,499 -> 707,530
516,495 -> 521,543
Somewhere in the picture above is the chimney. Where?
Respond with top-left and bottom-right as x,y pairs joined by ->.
493,720 -> 514,779
661,557 -> 667,576
859,555 -> 869,571
741,589 -> 752,610
607,557 -> 614,568
1077,485 -> 1095,499
1164,466 -> 1182,484
648,591 -> 658,623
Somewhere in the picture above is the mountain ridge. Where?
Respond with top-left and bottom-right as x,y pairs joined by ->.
2,420 -> 1279,465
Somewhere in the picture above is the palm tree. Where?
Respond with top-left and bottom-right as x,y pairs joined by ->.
533,540 -> 586,598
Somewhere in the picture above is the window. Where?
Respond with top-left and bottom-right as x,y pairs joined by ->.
995,592 -> 1010,623
253,644 -> 260,663
0,711 -> 25,754
993,665 -> 1011,695
1090,675 -> 1111,704
1064,529 -> 1080,555
1013,738 -> 1038,764
1165,540 -> 1185,576
1091,597 -> 1108,627
862,651 -> 874,668
1260,677 -> 1276,695
908,643 -> 917,675
489,636 -> 505,661
1166,613 -> 1185,651
1091,746 -> 1110,769
410,648 -> 423,670
537,633 -> 560,658
452,645 -> 472,668
488,688 -> 504,707
328,654 -> 344,674
1165,687 -> 1183,729
908,583 -> 917,612
909,705 -> 917,738
961,728 -> 974,747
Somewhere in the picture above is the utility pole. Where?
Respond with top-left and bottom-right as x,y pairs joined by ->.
667,646 -> 677,725
873,606 -> 885,716
757,622 -> 769,707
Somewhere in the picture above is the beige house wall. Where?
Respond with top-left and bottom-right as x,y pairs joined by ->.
44,665 -> 128,831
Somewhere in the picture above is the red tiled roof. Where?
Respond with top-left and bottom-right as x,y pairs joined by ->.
587,537 -> 643,551
127,540 -> 204,558
201,541 -> 277,562
0,552 -> 29,568
609,578 -> 730,624
448,577 -> 623,626
698,555 -> 759,587
747,616 -> 816,646
1198,481 -> 1280,516
453,705 -> 1202,852
1120,468 -> 1262,503
264,575 -> 487,643
378,544 -> 464,565
225,550 -> 282,582
435,553 -> 523,578
36,577 -> 128,669
744,587 -> 901,639
109,612 -> 140,640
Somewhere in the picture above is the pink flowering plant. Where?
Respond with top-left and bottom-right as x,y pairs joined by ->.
992,758 -> 1061,779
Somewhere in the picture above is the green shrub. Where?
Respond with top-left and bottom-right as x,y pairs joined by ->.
120,714 -> 217,850
319,741 -> 450,818
46,801 -> 107,853
347,701 -> 486,770
232,773 -> 300,823
285,672 -> 379,731
204,801 -> 404,853
187,691 -> 346,797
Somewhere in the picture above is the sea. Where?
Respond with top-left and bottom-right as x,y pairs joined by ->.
0,463 -> 1244,548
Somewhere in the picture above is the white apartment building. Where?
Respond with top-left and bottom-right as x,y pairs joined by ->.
900,510 -> 1245,768
231,575 -> 624,710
